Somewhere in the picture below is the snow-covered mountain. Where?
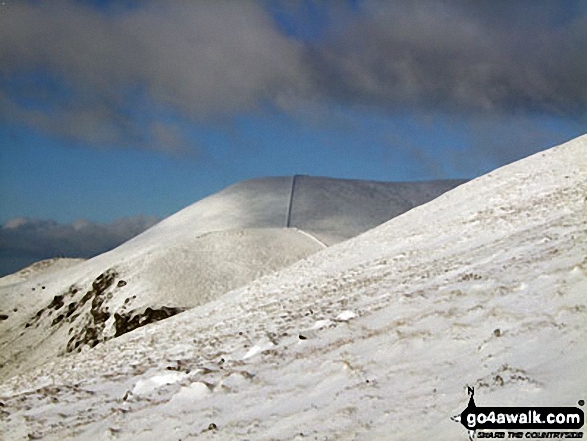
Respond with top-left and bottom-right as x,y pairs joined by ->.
0,135 -> 585,440
0,176 -> 463,382
0,258 -> 86,288
125,176 -> 465,245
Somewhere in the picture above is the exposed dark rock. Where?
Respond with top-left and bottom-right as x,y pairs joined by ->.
68,313 -> 80,323
47,295 -> 64,311
92,271 -> 116,293
64,269 -> 118,353
113,306 -> 186,338
79,291 -> 94,309
65,302 -> 78,318
20,268 -> 184,355
51,314 -> 65,326
29,284 -> 82,328
0,314 -> 8,321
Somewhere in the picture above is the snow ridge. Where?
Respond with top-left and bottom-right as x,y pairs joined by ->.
0,136 -> 585,440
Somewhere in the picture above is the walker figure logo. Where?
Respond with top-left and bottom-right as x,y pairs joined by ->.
451,387 -> 584,440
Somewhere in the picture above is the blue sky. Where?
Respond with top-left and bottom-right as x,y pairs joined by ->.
0,0 -> 586,274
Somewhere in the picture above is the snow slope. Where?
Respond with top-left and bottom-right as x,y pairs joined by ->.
289,176 -> 465,244
0,228 -> 323,381
127,176 -> 464,247
0,136 -> 585,440
0,258 -> 85,288
0,177 -> 462,382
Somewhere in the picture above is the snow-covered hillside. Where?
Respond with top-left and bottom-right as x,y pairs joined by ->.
0,258 -> 85,288
0,177 -> 462,382
128,176 -> 465,246
0,135 -> 585,440
288,176 -> 465,244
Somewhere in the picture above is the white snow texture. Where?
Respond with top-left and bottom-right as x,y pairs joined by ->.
0,135 -> 586,440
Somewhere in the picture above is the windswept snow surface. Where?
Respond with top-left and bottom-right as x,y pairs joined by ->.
1,136 -> 586,440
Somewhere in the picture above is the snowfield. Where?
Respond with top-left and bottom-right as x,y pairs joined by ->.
0,258 -> 86,288
0,176 -> 462,381
0,135 -> 586,440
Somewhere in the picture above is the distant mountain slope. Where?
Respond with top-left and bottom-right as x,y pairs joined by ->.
132,176 -> 465,246
0,135 -> 583,440
0,258 -> 85,287
0,176 -> 463,381
288,176 -> 465,244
